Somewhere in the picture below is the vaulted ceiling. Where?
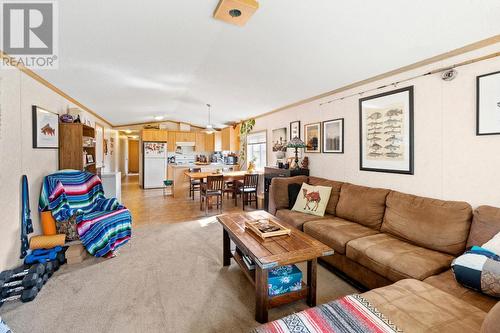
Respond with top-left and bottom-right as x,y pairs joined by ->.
37,0 -> 500,127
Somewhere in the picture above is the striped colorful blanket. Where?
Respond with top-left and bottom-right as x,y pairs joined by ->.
39,171 -> 132,257
252,294 -> 402,333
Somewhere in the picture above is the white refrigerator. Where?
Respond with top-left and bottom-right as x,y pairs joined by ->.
143,142 -> 168,189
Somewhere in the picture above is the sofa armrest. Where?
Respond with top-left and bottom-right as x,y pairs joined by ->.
268,176 -> 308,215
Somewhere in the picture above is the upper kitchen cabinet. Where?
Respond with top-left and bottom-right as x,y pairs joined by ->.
221,126 -> 239,152
175,131 -> 196,143
195,132 -> 206,152
205,133 -> 215,152
142,129 -> 168,142
167,131 -> 176,151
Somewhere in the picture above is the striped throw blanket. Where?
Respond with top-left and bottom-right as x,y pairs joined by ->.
39,171 -> 132,257
252,294 -> 402,333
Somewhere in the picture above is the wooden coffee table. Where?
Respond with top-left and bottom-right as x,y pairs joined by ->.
217,210 -> 334,323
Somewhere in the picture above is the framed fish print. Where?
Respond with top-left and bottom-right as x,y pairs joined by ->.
290,120 -> 300,140
32,105 -> 59,149
304,122 -> 321,153
476,71 -> 500,135
322,118 -> 344,153
359,86 -> 414,174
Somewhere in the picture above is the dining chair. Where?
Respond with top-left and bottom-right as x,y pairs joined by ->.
200,175 -> 224,215
189,167 -> 202,199
234,173 -> 259,210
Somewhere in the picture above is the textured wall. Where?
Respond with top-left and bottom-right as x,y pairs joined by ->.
253,42 -> 500,208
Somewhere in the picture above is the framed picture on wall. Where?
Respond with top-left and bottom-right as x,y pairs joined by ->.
289,121 -> 300,140
322,118 -> 344,153
271,127 -> 287,152
304,122 -> 321,153
476,70 -> 500,135
359,86 -> 414,174
32,105 -> 59,149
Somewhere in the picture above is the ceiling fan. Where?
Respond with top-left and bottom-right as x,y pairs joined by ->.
204,104 -> 218,134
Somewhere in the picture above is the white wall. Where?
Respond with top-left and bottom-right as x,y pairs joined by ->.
253,42 -> 500,208
0,69 -> 117,271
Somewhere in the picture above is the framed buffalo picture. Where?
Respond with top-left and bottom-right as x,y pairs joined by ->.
32,105 -> 59,149
322,118 -> 344,153
304,122 -> 321,153
477,70 -> 500,135
359,86 -> 414,174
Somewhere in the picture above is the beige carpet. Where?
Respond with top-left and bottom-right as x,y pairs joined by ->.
1,218 -> 357,333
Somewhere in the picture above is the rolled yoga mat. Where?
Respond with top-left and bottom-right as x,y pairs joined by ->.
29,234 -> 65,250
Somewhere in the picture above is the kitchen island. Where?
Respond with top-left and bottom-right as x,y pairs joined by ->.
167,163 -> 240,198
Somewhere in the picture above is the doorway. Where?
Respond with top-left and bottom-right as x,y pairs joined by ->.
128,140 -> 140,173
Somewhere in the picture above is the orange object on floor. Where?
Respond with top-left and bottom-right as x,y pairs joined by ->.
40,211 -> 57,235
29,234 -> 65,250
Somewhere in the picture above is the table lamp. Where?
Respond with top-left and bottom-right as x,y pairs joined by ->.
287,137 -> 306,169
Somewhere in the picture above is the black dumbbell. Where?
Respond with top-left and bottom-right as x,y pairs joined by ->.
51,259 -> 60,272
0,285 -> 39,308
43,262 -> 53,278
57,252 -> 66,266
42,273 -> 48,285
1,277 -> 43,298
0,271 -> 41,290
0,264 -> 45,282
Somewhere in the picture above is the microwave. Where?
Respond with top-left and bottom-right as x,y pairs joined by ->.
224,156 -> 238,165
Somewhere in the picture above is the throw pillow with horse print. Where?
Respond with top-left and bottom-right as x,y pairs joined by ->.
292,183 -> 332,217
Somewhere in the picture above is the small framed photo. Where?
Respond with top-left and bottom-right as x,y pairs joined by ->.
289,121 -> 300,140
322,118 -> 344,153
32,105 -> 59,149
86,155 -> 94,163
304,122 -> 321,153
476,70 -> 500,135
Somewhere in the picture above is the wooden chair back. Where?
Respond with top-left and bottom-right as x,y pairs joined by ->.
189,168 -> 202,173
207,175 -> 224,192
243,174 -> 259,190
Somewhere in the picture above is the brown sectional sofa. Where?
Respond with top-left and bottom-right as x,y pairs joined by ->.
268,175 -> 499,331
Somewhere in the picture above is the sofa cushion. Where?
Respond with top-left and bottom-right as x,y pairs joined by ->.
335,183 -> 390,230
424,270 -> 498,312
291,183 -> 332,217
275,209 -> 332,230
268,176 -> 309,215
303,217 -> 379,254
381,191 -> 472,256
362,279 -> 486,333
308,177 -> 343,215
346,233 -> 454,281
287,183 -> 302,209
467,205 -> 500,248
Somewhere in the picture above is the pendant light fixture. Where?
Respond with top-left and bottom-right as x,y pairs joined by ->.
205,104 -> 214,134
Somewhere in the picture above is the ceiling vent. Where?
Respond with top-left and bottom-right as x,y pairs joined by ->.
213,0 -> 259,26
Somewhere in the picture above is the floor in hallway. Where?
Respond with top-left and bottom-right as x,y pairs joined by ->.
121,175 -> 258,227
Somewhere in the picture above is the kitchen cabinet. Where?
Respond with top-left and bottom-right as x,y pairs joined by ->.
175,131 -> 196,143
221,126 -> 239,152
205,133 -> 215,152
167,131 -> 176,151
142,129 -> 168,142
195,132 -> 206,152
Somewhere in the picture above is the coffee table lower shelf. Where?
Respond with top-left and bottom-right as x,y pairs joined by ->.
231,249 -> 311,311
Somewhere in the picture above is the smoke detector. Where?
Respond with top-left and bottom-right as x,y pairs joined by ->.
214,0 -> 259,26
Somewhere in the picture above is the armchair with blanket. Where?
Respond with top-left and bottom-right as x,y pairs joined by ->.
39,170 -> 132,258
